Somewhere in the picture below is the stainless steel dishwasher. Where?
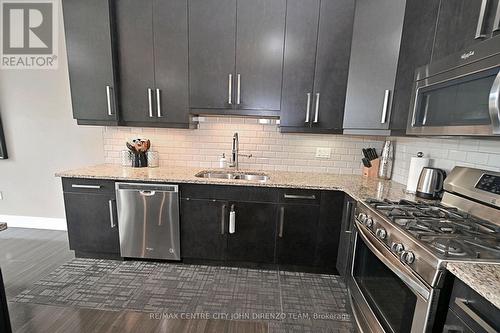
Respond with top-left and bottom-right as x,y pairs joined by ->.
115,183 -> 180,260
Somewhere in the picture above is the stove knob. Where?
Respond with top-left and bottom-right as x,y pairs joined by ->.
391,243 -> 404,254
365,217 -> 373,228
400,251 -> 415,265
357,213 -> 367,222
375,228 -> 387,240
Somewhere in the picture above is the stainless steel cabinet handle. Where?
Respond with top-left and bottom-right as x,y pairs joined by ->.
313,93 -> 320,123
345,201 -> 354,234
305,93 -> 311,123
109,199 -> 116,228
156,89 -> 162,117
284,194 -> 316,200
228,74 -> 232,104
236,74 -> 241,105
221,204 -> 226,235
139,190 -> 156,196
148,88 -> 153,118
454,298 -> 497,333
71,184 -> 102,189
381,89 -> 391,124
278,206 -> 285,238
489,71 -> 500,134
493,0 -> 500,31
106,85 -> 113,116
475,0 -> 489,39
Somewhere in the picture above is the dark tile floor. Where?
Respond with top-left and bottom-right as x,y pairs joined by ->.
14,258 -> 353,332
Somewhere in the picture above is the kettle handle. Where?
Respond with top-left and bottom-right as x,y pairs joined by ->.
435,170 -> 447,193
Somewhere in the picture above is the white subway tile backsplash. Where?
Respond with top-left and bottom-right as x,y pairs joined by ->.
391,136 -> 500,185
103,116 -> 385,175
102,117 -> 500,184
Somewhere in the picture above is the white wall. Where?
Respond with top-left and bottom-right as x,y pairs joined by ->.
391,136 -> 500,185
0,0 -> 104,227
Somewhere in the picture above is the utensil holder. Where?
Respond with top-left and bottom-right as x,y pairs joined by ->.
363,158 -> 380,178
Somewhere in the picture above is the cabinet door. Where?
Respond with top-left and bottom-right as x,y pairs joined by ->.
62,0 -> 118,123
153,0 -> 190,124
279,0 -> 320,129
235,0 -> 286,111
226,202 -> 276,263
63,193 -> 120,255
189,0 -> 236,110
276,204 -> 320,266
315,191 -> 344,270
336,196 -> 356,278
432,0 -> 500,61
311,0 -> 355,132
390,0 -> 440,133
342,0 -> 405,132
115,0 -> 156,123
180,198 -> 227,261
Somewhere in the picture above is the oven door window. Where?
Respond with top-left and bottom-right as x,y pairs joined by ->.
413,67 -> 499,127
353,236 -> 417,333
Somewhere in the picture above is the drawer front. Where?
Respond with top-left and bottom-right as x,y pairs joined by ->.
62,178 -> 116,194
278,189 -> 321,205
180,184 -> 278,203
444,309 -> 474,333
449,277 -> 500,333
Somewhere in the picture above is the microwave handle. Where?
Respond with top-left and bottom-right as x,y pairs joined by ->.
489,70 -> 500,135
475,0 -> 489,39
493,0 -> 500,32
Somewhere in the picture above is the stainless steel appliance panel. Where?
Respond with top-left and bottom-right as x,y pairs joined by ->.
116,183 -> 180,260
407,35 -> 500,136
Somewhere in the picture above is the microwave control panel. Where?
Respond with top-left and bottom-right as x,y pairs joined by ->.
475,174 -> 500,195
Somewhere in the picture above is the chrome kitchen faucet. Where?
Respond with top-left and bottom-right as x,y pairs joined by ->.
229,132 -> 252,170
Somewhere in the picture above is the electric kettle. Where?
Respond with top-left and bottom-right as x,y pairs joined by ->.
416,167 -> 447,199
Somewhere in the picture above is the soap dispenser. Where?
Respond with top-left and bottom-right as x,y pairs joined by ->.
219,153 -> 227,168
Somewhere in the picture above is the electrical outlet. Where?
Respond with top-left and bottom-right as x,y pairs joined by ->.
315,147 -> 331,159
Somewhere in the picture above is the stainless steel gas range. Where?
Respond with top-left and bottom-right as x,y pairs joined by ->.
348,166 -> 500,333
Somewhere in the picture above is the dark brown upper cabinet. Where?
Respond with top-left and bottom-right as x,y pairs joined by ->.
432,0 -> 500,62
115,0 -> 194,128
280,0 -> 355,133
390,0 -> 441,134
342,0 -> 406,136
189,0 -> 286,117
62,0 -> 119,126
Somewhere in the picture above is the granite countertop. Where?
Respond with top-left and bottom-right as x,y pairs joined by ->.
55,163 -> 423,202
447,262 -> 500,309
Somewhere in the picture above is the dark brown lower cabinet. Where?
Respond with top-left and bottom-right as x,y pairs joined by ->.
443,277 -> 500,333
62,178 -> 120,258
226,202 -> 277,264
276,203 -> 320,266
62,179 -> 346,272
180,198 -> 228,261
335,195 -> 356,278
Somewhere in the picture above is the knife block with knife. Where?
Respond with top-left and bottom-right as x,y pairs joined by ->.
362,148 -> 380,178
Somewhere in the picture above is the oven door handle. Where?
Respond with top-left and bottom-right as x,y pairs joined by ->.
355,220 -> 431,300
489,70 -> 500,135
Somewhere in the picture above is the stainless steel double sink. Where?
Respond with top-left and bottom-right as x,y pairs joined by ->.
195,171 -> 269,182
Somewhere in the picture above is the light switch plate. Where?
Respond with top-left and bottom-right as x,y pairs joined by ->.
315,147 -> 331,159
0,191 -> 3,200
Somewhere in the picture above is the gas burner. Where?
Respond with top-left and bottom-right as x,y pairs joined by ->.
364,197 -> 500,260
427,239 -> 468,257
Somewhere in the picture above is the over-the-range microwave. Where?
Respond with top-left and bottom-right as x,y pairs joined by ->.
407,35 -> 500,137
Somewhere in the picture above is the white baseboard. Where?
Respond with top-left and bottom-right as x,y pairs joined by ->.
0,215 -> 67,231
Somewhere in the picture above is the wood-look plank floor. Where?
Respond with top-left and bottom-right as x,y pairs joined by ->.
0,228 -> 267,333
